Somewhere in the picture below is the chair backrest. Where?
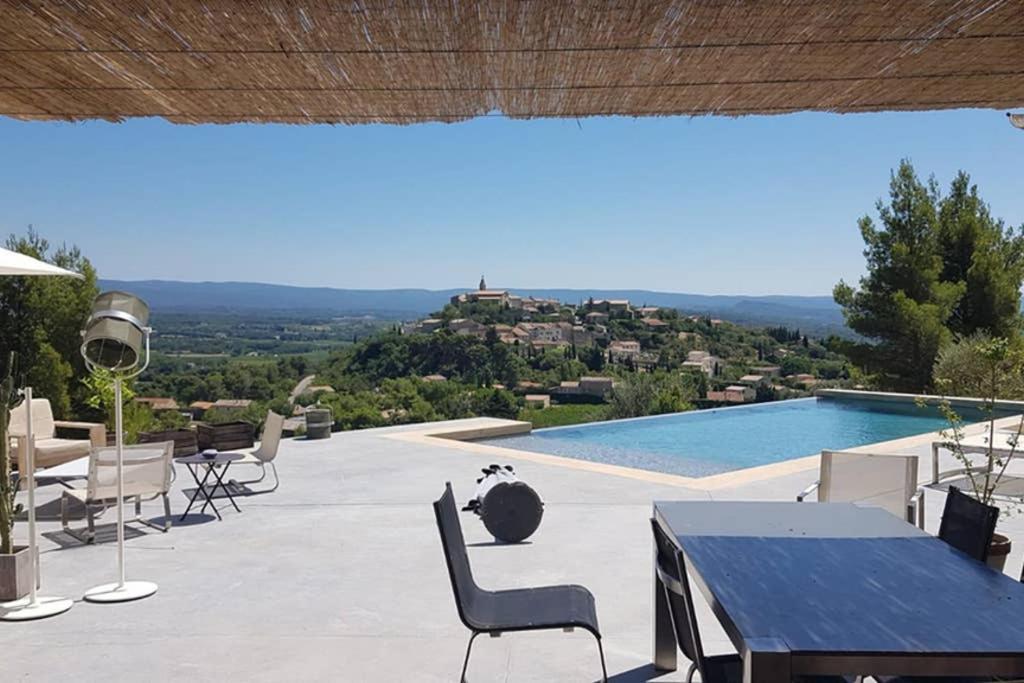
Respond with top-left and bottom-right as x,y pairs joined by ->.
252,411 -> 284,462
8,398 -> 56,440
938,486 -> 999,562
650,518 -> 706,674
87,442 -> 174,502
434,482 -> 483,629
819,450 -> 918,521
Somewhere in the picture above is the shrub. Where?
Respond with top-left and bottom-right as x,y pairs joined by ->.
933,333 -> 1024,399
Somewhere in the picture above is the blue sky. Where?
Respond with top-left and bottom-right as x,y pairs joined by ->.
0,109 -> 1020,296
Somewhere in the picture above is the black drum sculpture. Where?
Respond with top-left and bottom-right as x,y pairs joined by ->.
463,464 -> 544,543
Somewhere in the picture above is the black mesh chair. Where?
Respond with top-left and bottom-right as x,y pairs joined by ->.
434,483 -> 607,682
651,519 -> 855,683
938,486 -> 999,563
651,518 -> 733,683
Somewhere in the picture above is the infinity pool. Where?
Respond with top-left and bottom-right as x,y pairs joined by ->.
481,397 -> 1004,478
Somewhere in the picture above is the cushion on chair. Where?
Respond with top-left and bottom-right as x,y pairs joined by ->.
26,438 -> 92,470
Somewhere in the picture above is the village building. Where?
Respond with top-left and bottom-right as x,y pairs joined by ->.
524,394 -> 550,408
794,373 -> 819,387
405,318 -> 443,334
551,376 -> 616,401
213,399 -> 253,411
681,350 -> 721,376
188,400 -> 214,419
448,318 -> 489,338
586,298 -> 631,314
449,275 -> 512,307
134,397 -> 179,412
706,385 -> 756,403
608,340 -> 641,361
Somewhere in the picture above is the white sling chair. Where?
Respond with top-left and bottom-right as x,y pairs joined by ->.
797,450 -> 925,528
61,441 -> 175,544
231,411 -> 284,492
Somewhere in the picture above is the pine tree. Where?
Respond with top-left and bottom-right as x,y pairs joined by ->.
834,160 -> 1023,391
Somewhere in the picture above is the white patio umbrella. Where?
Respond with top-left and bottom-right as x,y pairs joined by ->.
0,247 -> 80,621
0,246 -> 83,278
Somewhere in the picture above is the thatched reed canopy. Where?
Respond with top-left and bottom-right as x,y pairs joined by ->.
2,1 -> 1023,125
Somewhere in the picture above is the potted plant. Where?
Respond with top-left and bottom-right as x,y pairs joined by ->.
934,336 -> 1023,571
0,354 -> 31,601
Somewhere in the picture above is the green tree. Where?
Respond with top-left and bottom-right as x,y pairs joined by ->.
834,161 -> 963,391
0,228 -> 98,417
933,332 -> 1024,400
936,172 -> 1024,338
607,373 -> 694,419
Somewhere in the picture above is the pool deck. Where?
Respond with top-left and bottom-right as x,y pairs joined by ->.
5,414 -> 1024,681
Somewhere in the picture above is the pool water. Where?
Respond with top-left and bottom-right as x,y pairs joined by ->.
481,397 -> 1007,478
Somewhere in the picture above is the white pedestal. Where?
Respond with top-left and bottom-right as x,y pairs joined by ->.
0,595 -> 74,621
83,580 -> 158,603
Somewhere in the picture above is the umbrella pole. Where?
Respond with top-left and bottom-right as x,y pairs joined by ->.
83,376 -> 157,603
0,387 -> 73,620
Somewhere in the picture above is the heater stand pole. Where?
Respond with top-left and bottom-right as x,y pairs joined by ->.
83,376 -> 157,604
0,387 -> 73,621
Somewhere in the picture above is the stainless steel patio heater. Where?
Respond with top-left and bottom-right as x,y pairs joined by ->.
79,291 -> 157,603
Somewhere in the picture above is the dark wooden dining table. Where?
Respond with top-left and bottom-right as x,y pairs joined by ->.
653,500 -> 1024,682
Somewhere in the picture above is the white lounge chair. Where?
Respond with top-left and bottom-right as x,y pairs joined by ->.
60,441 -> 174,544
931,430 -> 1022,485
9,398 -> 105,475
231,411 -> 284,492
798,450 -> 924,528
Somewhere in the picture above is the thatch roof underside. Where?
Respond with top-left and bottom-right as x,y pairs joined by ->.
2,1 -> 1023,125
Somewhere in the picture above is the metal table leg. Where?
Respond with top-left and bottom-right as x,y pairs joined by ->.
203,462 -> 241,514
743,638 -> 791,683
181,463 -> 221,521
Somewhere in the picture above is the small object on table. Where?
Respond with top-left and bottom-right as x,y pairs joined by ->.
177,452 -> 244,521
201,449 -> 218,459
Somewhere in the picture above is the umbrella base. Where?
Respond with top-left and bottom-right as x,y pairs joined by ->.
0,595 -> 73,621
84,580 -> 157,603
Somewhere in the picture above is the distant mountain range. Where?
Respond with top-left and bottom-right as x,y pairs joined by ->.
99,279 -> 850,337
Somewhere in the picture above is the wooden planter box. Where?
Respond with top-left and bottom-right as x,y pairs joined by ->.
138,429 -> 199,458
196,421 -> 255,452
0,546 -> 33,601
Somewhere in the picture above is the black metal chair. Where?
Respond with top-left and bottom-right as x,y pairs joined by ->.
651,519 -> 855,683
434,482 -> 607,682
651,518 -> 735,683
938,486 -> 999,563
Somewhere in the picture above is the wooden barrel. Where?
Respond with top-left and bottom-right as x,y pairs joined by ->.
305,408 -> 333,440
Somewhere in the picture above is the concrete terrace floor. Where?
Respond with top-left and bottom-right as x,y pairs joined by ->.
5,417 -> 1024,682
